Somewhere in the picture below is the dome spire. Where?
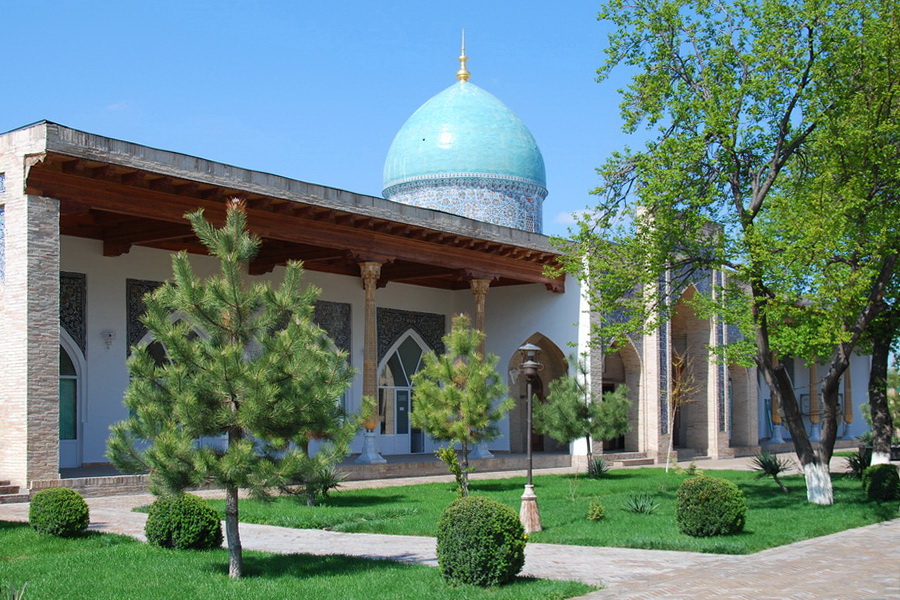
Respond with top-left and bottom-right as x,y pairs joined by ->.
456,30 -> 470,82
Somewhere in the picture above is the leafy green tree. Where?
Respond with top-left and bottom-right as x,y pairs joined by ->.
558,0 -> 897,504
533,355 -> 630,474
107,201 -> 353,578
410,314 -> 511,496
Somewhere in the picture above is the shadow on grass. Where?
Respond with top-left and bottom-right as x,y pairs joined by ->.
211,551 -> 417,579
322,493 -> 411,508
468,480 -> 526,493
0,520 -> 28,532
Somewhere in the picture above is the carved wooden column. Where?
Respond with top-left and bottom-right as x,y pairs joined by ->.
469,278 -> 494,460
470,278 -> 491,355
360,262 -> 382,401
356,261 -> 386,464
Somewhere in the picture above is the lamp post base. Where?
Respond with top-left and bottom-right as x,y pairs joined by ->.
519,484 -> 542,534
355,431 -> 386,464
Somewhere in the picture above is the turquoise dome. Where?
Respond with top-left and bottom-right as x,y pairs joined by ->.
383,81 -> 546,191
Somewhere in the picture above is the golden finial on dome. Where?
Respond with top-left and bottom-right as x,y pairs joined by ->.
456,30 -> 470,82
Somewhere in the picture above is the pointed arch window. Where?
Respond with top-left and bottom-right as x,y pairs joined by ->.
378,332 -> 427,452
59,345 -> 78,441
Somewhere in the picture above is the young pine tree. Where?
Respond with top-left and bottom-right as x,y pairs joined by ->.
107,201 -> 353,578
533,355 -> 630,475
410,314 -> 511,496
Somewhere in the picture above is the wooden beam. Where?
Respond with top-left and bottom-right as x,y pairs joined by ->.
27,161 -> 563,289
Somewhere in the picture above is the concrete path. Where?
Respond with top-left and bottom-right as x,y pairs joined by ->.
2,460 -> 898,599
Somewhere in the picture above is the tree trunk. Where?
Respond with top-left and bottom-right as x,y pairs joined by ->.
460,441 -> 470,497
752,292 -> 833,505
869,334 -> 894,466
585,434 -> 594,476
225,484 -> 243,578
766,359 -> 834,505
665,399 -> 676,473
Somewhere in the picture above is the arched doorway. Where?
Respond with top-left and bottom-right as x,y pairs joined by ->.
507,333 -> 567,454
728,365 -> 753,447
378,330 -> 429,454
670,285 -> 711,454
601,339 -> 642,452
59,331 -> 84,468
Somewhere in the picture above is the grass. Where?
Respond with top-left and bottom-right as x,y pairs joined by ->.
0,522 -> 593,600
203,469 -> 898,555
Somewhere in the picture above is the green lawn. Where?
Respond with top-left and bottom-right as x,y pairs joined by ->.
206,469 -> 898,555
0,522 -> 593,600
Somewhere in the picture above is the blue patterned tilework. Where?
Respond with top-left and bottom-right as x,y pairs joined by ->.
385,176 -> 544,233
0,204 -> 5,282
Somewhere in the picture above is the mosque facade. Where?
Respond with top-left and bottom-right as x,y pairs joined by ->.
0,49 -> 873,494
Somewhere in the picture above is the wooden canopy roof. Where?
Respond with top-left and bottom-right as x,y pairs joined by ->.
21,124 -> 564,292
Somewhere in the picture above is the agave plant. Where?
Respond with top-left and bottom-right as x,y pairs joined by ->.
750,451 -> 794,493
588,456 -> 612,479
624,493 -> 659,514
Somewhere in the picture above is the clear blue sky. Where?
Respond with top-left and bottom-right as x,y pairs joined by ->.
2,1 -> 640,237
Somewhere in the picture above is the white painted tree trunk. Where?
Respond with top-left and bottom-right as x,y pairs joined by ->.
870,450 -> 891,466
803,462 -> 834,505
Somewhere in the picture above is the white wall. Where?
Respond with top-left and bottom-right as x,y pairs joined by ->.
61,236 -> 582,462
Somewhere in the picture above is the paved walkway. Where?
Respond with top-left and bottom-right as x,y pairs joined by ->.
2,459 -> 898,599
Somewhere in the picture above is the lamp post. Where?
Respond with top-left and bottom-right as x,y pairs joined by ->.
518,343 -> 543,533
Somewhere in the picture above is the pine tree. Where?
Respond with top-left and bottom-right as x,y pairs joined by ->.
107,201 -> 354,578
533,355 -> 630,474
410,314 -> 511,496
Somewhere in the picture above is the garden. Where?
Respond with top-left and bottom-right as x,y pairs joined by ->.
204,465 -> 898,555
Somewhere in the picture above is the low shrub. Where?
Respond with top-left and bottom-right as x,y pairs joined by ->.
861,464 -> 900,502
436,496 -> 525,586
675,475 -> 746,537
435,446 -> 471,498
624,493 -> 659,515
29,488 -> 89,537
145,493 -> 223,550
586,498 -> 605,521
587,457 -> 612,479
845,451 -> 870,480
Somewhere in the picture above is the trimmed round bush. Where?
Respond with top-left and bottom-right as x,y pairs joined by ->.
436,496 -> 525,586
862,464 -> 900,502
145,493 -> 223,550
29,487 -> 89,537
675,475 -> 746,537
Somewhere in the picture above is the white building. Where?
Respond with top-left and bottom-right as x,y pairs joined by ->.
0,57 -> 871,496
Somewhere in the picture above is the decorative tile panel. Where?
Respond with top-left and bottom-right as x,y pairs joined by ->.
314,300 -> 351,356
60,272 -> 87,353
384,176 -> 545,233
718,319 -> 726,432
0,205 -> 5,282
377,308 -> 445,362
659,275 -> 670,434
659,320 -> 670,435
126,279 -> 163,353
